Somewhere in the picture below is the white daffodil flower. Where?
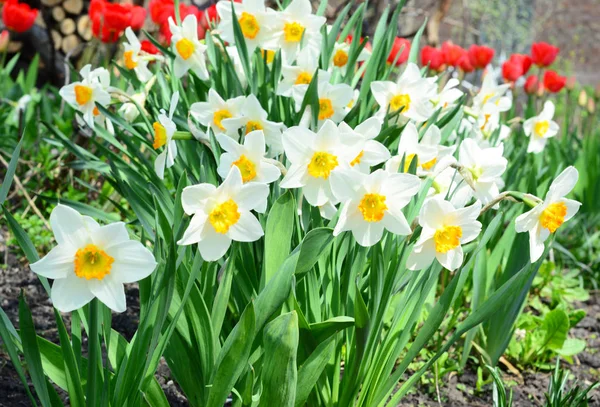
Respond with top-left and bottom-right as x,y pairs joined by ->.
153,92 -> 179,179
216,0 -> 274,54
118,92 -> 147,123
277,47 -> 329,97
329,41 -> 370,76
458,138 -> 507,205
216,130 -> 281,187
293,80 -> 354,127
371,63 -> 437,122
59,64 -> 111,130
435,78 -> 463,111
169,15 -> 209,79
407,198 -> 482,271
178,166 -> 269,261
190,89 -> 246,137
262,0 -> 325,63
330,168 -> 420,247
427,166 -> 473,209
123,27 -> 153,82
222,94 -> 285,155
339,117 -> 390,173
515,166 -> 581,262
280,120 -> 362,206
385,122 -> 439,175
523,101 -> 559,154
472,72 -> 512,115
30,205 -> 156,313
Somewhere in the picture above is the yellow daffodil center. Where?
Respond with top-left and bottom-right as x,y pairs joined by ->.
482,92 -> 494,104
209,199 -> 240,233
176,38 -> 195,60
358,193 -> 388,222
421,157 -> 437,170
308,151 -> 338,179
534,120 -> 549,138
434,226 -> 463,254
245,120 -> 263,134
239,12 -> 260,39
480,113 -> 491,130
404,154 -> 418,172
261,49 -> 275,63
93,106 -> 100,116
232,154 -> 257,183
283,22 -> 305,42
213,109 -> 232,131
539,202 -> 567,233
390,93 -> 411,112
318,98 -> 334,120
74,84 -> 93,106
333,49 -> 349,67
74,244 -> 114,280
123,50 -> 137,70
295,71 -> 313,85
350,150 -> 364,166
467,165 -> 484,181
153,122 -> 167,149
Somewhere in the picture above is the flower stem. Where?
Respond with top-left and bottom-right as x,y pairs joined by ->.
173,131 -> 193,140
86,298 -> 102,405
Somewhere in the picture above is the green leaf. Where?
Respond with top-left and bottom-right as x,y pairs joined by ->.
295,227 -> 335,276
263,191 -> 296,288
295,337 -> 335,407
541,309 -> 570,352
53,309 -> 85,407
0,135 -> 23,205
19,293 -> 52,407
407,20 -> 426,64
309,316 -> 354,343
207,302 -> 256,407
261,312 -> 299,407
555,338 -> 586,357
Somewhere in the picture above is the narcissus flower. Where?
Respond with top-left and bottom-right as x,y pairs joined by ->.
30,205 -> 156,313
531,42 -> 559,67
2,0 -> 38,33
152,92 -> 179,179
407,198 -> 482,271
458,138 -> 507,205
515,166 -> 580,262
338,117 -> 390,173
387,37 -> 410,66
472,73 -> 511,114
371,63 -> 437,122
216,0 -> 274,54
190,89 -> 245,136
178,166 -> 269,261
169,15 -> 209,79
277,47 -> 328,97
385,122 -> 444,175
435,78 -> 464,111
330,40 -> 370,75
123,27 -> 153,82
441,41 -> 466,67
294,80 -> 353,127
543,70 -> 566,93
330,169 -> 420,246
280,120 -> 362,206
421,46 -> 445,72
216,130 -> 281,186
468,44 -> 494,69
262,0 -> 325,63
59,65 -> 111,130
523,101 -> 559,153
221,95 -> 285,155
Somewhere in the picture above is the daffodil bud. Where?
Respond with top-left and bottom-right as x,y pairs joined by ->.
578,90 -> 588,107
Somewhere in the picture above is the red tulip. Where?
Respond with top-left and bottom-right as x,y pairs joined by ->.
387,37 -> 410,65
509,54 -> 532,75
421,46 -> 445,72
524,75 -> 538,94
125,4 -> 147,30
531,42 -> 559,67
0,30 -> 9,52
457,55 -> 474,73
502,60 -> 523,82
141,39 -> 160,55
149,0 -> 174,25
468,44 -> 494,69
543,70 -> 566,93
441,41 -> 466,67
2,0 -> 38,33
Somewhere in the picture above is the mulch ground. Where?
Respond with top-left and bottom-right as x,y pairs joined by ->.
1,238 -> 599,406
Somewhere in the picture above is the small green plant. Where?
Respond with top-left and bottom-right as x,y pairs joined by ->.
544,359 -> 599,407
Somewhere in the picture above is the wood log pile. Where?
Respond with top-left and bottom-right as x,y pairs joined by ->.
41,0 -> 90,55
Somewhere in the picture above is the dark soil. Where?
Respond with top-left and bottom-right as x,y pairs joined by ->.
1,234 -> 599,406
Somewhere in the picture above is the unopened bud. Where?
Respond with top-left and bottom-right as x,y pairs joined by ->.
595,84 -> 600,98
578,90 -> 588,107
0,30 -> 8,53
588,98 -> 595,114
566,76 -> 576,91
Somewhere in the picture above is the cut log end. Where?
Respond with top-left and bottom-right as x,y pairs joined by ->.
61,34 -> 80,55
